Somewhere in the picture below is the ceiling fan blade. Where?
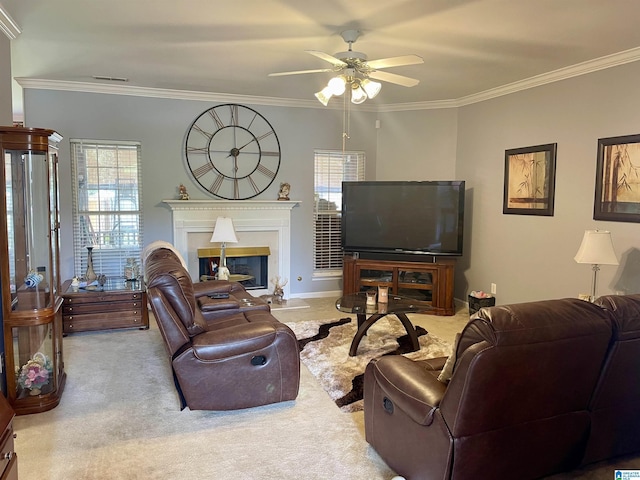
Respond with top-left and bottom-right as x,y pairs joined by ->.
366,54 -> 424,70
305,50 -> 347,67
369,70 -> 420,87
268,68 -> 334,77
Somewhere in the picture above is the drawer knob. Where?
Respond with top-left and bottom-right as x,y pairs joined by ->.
4,451 -> 13,460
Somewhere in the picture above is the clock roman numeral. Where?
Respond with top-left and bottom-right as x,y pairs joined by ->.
246,113 -> 257,130
210,174 -> 224,194
192,162 -> 214,178
230,104 -> 238,126
248,176 -> 260,194
191,124 -> 213,139
208,110 -> 225,129
233,178 -> 240,199
256,164 -> 276,178
261,151 -> 279,156
255,131 -> 274,142
187,147 -> 209,154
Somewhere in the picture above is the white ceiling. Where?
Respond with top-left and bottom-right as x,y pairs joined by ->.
5,0 -> 640,115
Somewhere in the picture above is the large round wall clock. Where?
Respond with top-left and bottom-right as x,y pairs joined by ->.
184,103 -> 281,200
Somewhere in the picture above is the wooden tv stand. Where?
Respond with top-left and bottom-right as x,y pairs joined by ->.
342,255 -> 455,316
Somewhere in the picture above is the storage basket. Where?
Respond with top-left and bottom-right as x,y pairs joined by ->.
468,295 -> 496,316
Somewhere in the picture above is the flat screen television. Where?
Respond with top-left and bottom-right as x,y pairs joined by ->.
341,180 -> 465,257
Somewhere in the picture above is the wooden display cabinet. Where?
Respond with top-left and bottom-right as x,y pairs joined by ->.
0,127 -> 66,415
343,255 -> 456,316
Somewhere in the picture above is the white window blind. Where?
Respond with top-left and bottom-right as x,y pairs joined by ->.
313,150 -> 365,272
70,140 -> 143,279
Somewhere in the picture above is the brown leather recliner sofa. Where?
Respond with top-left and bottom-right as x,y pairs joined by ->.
144,246 -> 300,411
364,295 -> 640,480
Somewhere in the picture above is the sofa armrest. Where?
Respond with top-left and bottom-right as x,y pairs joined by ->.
198,296 -> 240,312
369,355 -> 447,426
191,322 -> 278,361
421,356 -> 448,371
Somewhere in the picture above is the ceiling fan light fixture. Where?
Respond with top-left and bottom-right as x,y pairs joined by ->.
314,86 -> 333,106
361,79 -> 382,99
350,84 -> 367,104
328,76 -> 346,96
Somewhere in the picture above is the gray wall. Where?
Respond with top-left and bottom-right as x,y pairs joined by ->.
455,61 -> 640,303
20,59 -> 640,304
0,36 -> 12,125
22,90 -> 378,296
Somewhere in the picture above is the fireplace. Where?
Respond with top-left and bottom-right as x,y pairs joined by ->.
198,246 -> 270,290
163,200 -> 299,298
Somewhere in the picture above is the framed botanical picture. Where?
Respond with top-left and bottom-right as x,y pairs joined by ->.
503,143 -> 557,216
594,134 -> 640,222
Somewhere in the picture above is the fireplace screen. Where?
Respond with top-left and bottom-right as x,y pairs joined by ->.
198,247 -> 270,290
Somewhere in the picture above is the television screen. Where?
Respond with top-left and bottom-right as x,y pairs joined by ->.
341,181 -> 465,256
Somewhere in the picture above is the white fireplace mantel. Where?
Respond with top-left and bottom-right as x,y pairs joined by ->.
163,199 -> 300,297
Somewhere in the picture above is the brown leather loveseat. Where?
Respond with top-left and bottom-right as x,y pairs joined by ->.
364,295 -> 640,479
144,246 -> 300,411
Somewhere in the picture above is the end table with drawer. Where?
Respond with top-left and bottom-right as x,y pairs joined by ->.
62,279 -> 149,334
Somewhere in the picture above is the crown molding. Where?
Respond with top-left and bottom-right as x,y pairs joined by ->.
454,46 -> 640,107
0,3 -> 20,39
15,46 -> 640,112
14,78 -> 379,112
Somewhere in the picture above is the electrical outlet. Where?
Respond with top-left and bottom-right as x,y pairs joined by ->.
491,283 -> 497,295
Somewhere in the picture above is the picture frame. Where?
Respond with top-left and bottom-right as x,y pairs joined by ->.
593,134 -> 640,222
503,143 -> 557,216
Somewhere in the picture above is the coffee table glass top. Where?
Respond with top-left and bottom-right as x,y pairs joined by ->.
335,291 -> 424,315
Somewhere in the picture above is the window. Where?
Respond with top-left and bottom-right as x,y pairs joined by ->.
313,150 -> 365,274
70,140 -> 143,278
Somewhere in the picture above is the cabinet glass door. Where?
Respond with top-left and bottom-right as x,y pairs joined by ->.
12,324 -> 56,399
358,268 -> 393,292
4,149 -> 52,311
398,269 -> 433,301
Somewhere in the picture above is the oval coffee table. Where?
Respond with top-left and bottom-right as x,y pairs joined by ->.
335,292 -> 429,356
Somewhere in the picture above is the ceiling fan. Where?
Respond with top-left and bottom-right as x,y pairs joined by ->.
268,29 -> 424,105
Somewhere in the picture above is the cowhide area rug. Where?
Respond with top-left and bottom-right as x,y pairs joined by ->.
285,317 -> 451,413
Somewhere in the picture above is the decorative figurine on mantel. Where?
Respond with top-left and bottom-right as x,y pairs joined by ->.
277,182 -> 290,201
178,184 -> 190,200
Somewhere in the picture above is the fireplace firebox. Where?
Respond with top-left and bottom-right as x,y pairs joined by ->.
198,247 -> 270,290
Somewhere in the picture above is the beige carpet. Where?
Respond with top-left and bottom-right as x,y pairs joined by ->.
13,316 -> 396,480
287,317 -> 451,412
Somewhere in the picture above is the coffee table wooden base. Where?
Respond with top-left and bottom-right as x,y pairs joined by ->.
349,311 -> 421,356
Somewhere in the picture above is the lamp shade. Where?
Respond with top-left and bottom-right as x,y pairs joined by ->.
210,217 -> 238,244
350,84 -> 367,104
361,78 -> 382,99
314,86 -> 333,106
574,230 -> 618,265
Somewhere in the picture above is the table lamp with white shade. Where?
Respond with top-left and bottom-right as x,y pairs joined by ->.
574,229 -> 619,301
210,216 -> 238,280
